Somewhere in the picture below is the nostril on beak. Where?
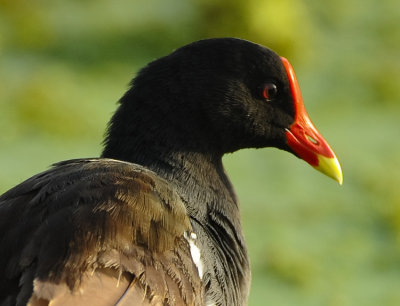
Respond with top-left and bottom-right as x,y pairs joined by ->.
306,134 -> 319,145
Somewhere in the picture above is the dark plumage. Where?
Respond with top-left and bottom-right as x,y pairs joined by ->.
0,38 -> 342,305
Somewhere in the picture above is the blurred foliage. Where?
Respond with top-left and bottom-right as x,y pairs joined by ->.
1,0 -> 400,305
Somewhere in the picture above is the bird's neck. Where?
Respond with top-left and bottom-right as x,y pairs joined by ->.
102,142 -> 250,304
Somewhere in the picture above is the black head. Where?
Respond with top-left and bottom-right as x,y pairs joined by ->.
104,38 -> 294,153
103,38 -> 342,183
173,38 -> 297,153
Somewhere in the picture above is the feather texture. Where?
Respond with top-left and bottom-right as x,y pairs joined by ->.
0,159 -> 203,305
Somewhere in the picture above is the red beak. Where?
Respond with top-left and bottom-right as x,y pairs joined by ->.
281,57 -> 343,184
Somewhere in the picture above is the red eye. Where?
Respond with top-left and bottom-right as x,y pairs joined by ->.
262,83 -> 278,101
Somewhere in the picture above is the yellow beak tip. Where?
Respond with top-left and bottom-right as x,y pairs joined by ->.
315,155 -> 343,185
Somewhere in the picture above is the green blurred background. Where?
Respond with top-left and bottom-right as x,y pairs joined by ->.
1,0 -> 399,305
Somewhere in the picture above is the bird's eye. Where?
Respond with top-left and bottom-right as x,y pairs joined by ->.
262,83 -> 278,101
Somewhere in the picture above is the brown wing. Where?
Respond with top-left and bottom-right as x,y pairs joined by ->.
0,158 -> 203,305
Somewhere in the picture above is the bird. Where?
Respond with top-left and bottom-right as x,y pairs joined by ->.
0,38 -> 342,306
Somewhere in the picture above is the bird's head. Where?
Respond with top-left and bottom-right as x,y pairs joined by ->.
105,38 -> 343,184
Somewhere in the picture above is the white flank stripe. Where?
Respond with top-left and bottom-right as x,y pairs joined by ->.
184,232 -> 204,279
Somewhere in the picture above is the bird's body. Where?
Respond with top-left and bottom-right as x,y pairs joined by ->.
0,38 -> 342,305
0,159 -> 205,305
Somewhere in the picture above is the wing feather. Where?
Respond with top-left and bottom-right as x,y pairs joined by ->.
0,158 -> 203,305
